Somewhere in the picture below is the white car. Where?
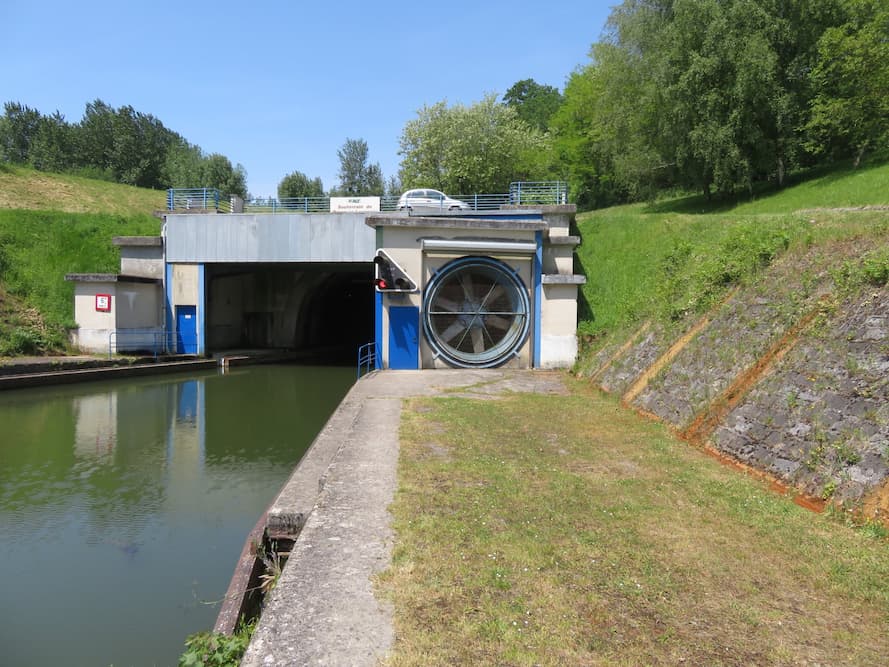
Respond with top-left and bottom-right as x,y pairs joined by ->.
397,189 -> 470,212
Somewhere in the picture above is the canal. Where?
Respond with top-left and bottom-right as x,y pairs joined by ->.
0,363 -> 355,667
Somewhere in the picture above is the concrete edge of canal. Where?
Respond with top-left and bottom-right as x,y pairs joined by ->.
239,369 -> 570,667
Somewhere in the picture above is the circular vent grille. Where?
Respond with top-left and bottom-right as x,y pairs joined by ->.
422,256 -> 530,368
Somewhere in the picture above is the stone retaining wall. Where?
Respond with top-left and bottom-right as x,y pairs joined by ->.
585,239 -> 889,516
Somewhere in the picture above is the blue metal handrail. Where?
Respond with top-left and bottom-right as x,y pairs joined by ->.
167,188 -> 232,212
357,341 -> 379,379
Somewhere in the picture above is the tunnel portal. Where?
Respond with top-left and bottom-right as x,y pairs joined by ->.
204,262 -> 374,361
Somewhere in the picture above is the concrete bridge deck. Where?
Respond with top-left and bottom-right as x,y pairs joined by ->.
240,369 -> 569,666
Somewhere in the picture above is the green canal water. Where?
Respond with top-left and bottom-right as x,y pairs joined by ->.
0,364 -> 354,667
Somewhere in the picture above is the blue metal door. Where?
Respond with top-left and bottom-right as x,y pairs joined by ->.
389,306 -> 419,369
176,305 -> 197,354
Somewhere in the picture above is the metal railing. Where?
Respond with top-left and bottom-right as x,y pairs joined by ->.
509,181 -> 569,205
167,188 -> 233,213
168,182 -> 568,214
243,196 -> 331,213
357,341 -> 379,379
108,329 -> 175,359
108,329 -> 200,357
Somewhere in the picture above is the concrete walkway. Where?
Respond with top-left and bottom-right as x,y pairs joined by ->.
241,369 -> 568,667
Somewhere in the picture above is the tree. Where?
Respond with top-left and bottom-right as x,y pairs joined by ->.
30,111 -> 75,172
202,154 -> 248,198
398,94 -> 550,194
0,102 -> 41,163
75,99 -> 116,177
108,105 -> 173,188
333,138 -> 383,195
503,79 -> 564,132
278,170 -> 324,198
557,0 -> 849,200
806,0 -> 889,166
163,138 -> 205,189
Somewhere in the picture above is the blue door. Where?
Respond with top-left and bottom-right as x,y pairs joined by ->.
176,305 -> 197,354
389,306 -> 419,369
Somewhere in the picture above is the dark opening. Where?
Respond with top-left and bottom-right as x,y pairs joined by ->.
204,262 -> 374,363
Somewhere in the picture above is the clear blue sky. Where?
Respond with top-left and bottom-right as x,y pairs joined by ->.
1,1 -> 612,198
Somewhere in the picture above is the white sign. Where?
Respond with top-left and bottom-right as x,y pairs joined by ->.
330,196 -> 380,213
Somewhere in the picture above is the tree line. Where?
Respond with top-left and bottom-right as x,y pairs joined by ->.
284,0 -> 889,208
3,0 -> 886,210
0,99 -> 248,198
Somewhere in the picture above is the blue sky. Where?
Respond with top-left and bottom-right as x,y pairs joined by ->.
1,1 -> 612,198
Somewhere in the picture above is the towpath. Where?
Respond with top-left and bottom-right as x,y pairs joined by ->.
240,369 -> 568,666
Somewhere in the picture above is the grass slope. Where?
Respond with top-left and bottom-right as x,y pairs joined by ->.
0,163 -> 167,215
0,166 -> 162,355
574,159 -> 889,355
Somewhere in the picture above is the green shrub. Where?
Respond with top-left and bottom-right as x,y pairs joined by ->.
179,620 -> 255,667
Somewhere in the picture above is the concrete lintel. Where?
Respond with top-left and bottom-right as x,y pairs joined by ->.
546,235 -> 581,246
64,273 -> 162,284
113,236 -> 163,246
542,274 -> 587,285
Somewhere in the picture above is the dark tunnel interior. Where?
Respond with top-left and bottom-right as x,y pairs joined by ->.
204,262 -> 375,363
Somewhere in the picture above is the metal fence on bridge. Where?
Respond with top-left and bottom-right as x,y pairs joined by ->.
167,182 -> 568,215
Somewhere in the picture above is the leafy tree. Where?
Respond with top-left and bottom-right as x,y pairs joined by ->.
163,139 -> 205,189
278,170 -> 324,198
558,0 -> 850,201
503,79 -> 564,132
109,105 -> 173,188
398,94 -> 550,194
202,154 -> 248,198
76,99 -> 116,177
0,102 -> 41,163
333,138 -> 383,195
806,0 -> 889,166
30,111 -> 75,172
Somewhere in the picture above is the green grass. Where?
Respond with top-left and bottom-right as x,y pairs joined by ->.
574,159 -> 889,349
0,209 -> 160,354
378,382 -> 889,666
0,164 -> 167,215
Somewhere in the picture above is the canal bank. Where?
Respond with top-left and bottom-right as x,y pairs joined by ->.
240,369 -> 568,666
0,349 -> 302,390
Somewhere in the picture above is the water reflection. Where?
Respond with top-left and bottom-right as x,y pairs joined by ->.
0,364 -> 353,667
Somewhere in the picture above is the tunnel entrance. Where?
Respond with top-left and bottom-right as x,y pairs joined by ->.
204,262 -> 374,362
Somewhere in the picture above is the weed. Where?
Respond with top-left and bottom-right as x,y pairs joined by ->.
821,480 -> 838,500
832,440 -> 863,466
179,618 -> 255,667
257,540 -> 284,595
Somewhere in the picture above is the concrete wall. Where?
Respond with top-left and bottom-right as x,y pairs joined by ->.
540,282 -> 581,369
70,280 -> 163,353
170,264 -> 200,306
115,237 -> 164,279
164,213 -> 376,263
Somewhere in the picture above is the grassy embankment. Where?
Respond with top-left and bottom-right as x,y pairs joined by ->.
0,164 -> 163,355
572,158 -> 889,362
378,160 -> 889,665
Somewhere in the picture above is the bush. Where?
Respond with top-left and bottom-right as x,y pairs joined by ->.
179,621 -> 255,667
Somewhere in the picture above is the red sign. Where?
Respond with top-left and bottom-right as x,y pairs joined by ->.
96,294 -> 112,312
